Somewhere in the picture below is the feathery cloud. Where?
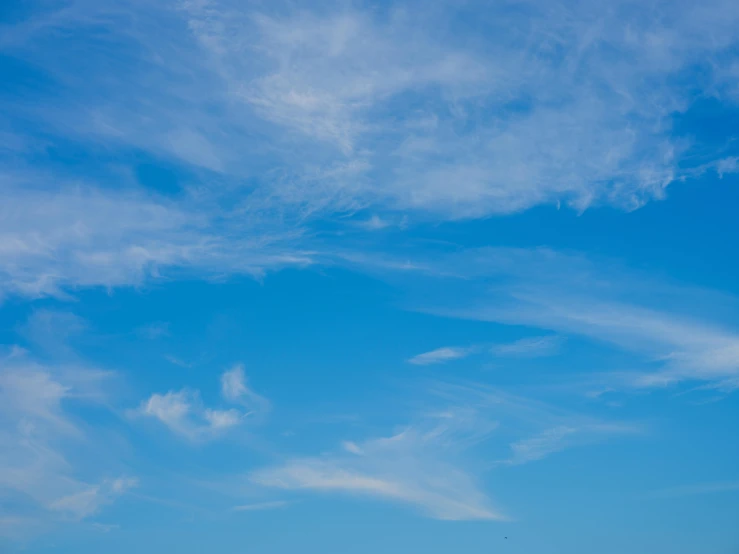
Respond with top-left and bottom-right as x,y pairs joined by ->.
251,381 -> 638,519
407,346 -> 473,366
251,429 -> 505,521
221,364 -> 271,417
0,184 -> 312,301
362,246 -> 739,390
233,500 -> 290,512
491,336 -> 564,358
646,481 -> 739,499
502,423 -> 639,466
1,0 -> 739,302
0,350 -> 133,528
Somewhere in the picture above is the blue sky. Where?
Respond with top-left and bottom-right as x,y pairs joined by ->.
1,0 -> 739,552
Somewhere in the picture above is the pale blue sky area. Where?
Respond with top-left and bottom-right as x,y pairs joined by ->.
1,1 -> 739,553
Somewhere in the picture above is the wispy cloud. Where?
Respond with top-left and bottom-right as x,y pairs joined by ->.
135,322 -> 170,340
181,1 -> 739,217
0,516 -> 39,539
0,350 -> 134,528
251,380 -> 638,519
164,355 -> 195,369
221,364 -> 271,419
232,500 -> 290,512
432,382 -> 641,467
365,246 -> 739,391
251,431 -> 505,521
646,481 -> 739,499
0,184 -> 312,301
250,383 -> 507,521
490,294 -> 739,388
491,336 -> 563,358
407,346 -> 473,366
501,423 -> 639,466
137,364 -> 268,441
18,309 -> 88,357
48,477 -> 138,520
407,336 -> 562,367
0,0 -> 738,304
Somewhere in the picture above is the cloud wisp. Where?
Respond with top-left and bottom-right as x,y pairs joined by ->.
0,349 -> 135,531
646,481 -> 739,499
0,183 -> 313,301
407,346 -> 475,366
408,335 -> 563,367
361,246 -> 739,392
501,423 -> 638,466
251,420 -> 506,521
491,336 -> 564,358
250,381 -> 638,520
232,500 -> 290,512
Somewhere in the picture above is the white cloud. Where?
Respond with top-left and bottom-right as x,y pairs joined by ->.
19,310 -> 88,356
251,435 -> 505,521
502,423 -> 637,466
0,351 -> 133,527
356,214 -> 400,231
408,336 -> 562,367
0,184 -> 312,301
497,297 -> 739,387
431,382 -> 641,466
342,441 -> 363,455
0,516 -> 44,540
233,500 -> 290,512
0,0 -> 736,310
164,355 -> 194,369
136,322 -> 170,340
506,426 -> 578,465
0,365 -> 74,434
0,0 -> 737,306
250,385 -> 507,520
646,481 -> 739,499
221,364 -> 270,417
408,347 -> 472,366
203,407 -> 243,430
368,246 -> 739,390
237,9 -> 490,154
139,389 -> 243,441
251,381 -> 638,520
491,336 -> 563,358
182,1 -> 739,218
48,478 -> 138,520
716,156 -> 739,178
137,364 -> 267,441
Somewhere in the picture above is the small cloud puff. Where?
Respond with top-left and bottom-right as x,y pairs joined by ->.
136,364 -> 268,441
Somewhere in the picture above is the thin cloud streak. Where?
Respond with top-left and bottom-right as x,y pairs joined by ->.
500,423 -> 640,466
232,500 -> 290,512
251,381 -> 639,520
407,346 -> 473,366
0,184 -> 313,301
492,336 -> 564,358
362,246 -> 739,391
646,481 -> 739,499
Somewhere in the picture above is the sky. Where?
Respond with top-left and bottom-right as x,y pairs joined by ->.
1,0 -> 739,552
